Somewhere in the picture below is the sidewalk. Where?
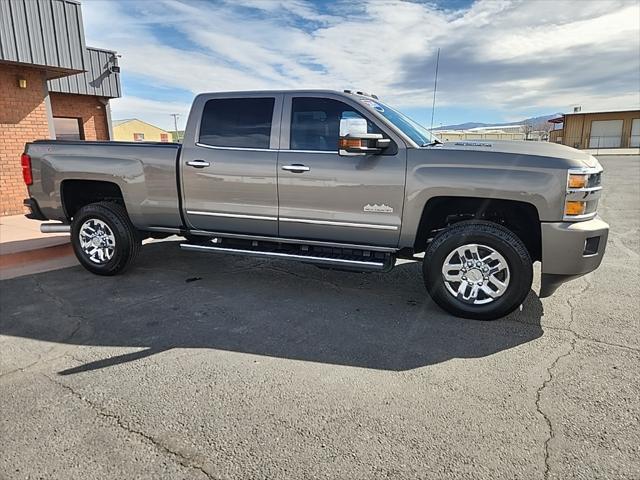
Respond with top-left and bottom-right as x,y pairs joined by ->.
0,215 -> 76,280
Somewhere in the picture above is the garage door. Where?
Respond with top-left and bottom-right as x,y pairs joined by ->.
589,120 -> 622,148
631,119 -> 640,148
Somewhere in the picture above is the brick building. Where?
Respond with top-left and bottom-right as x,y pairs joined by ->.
0,0 -> 121,216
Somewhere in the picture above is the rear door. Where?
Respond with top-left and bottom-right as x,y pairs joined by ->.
180,93 -> 283,235
276,93 -> 407,247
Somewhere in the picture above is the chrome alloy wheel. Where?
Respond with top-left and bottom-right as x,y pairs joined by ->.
79,219 -> 116,264
441,243 -> 510,305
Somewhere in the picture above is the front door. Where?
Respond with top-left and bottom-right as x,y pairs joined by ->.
181,94 -> 283,235
277,94 -> 406,247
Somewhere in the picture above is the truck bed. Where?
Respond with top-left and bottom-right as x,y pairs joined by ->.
25,140 -> 184,230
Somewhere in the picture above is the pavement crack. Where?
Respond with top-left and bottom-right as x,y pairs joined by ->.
507,317 -> 640,354
32,277 -> 84,343
535,277 -> 591,480
509,275 -> 639,354
535,336 -> 576,480
41,374 -> 216,480
0,353 -> 66,380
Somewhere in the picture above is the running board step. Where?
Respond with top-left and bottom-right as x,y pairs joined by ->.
179,243 -> 394,272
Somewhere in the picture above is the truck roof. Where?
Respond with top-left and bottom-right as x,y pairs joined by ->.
194,89 -> 379,99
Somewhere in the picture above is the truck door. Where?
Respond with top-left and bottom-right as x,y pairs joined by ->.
180,93 -> 283,235
276,94 -> 406,247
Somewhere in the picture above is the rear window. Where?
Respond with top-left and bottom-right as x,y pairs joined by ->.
199,97 -> 275,149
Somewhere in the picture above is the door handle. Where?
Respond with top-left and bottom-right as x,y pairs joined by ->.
281,164 -> 310,173
186,159 -> 210,168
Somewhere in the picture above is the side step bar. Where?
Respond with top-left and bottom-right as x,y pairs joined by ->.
179,243 -> 393,271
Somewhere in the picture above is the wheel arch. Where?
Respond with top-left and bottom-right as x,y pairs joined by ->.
413,196 -> 542,261
61,179 -> 126,220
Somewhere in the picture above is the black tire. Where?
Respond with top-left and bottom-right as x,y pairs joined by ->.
423,220 -> 533,320
71,202 -> 141,276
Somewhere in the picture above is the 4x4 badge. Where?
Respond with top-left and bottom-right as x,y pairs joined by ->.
364,203 -> 393,213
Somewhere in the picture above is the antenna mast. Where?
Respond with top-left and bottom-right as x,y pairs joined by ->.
429,48 -> 440,132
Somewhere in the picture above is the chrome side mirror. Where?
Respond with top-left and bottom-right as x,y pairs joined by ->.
339,117 -> 389,156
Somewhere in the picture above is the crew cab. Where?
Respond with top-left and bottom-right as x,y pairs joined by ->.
22,90 -> 609,319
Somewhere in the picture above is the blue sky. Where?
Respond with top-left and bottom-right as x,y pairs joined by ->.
81,0 -> 640,131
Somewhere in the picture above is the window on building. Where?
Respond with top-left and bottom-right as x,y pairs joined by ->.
631,119 -> 640,148
589,120 -> 623,148
53,117 -> 84,140
290,97 -> 380,151
199,97 -> 275,149
160,133 -> 169,142
133,133 -> 145,141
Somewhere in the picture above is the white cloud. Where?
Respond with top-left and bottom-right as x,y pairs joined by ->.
82,0 -> 640,125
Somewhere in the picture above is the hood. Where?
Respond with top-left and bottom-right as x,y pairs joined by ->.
436,140 -> 599,168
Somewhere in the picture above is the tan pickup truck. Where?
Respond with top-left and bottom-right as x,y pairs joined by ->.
22,90 -> 608,319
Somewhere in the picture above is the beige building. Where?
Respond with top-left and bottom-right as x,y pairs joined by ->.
435,125 -> 526,142
549,109 -> 640,150
113,118 -> 172,142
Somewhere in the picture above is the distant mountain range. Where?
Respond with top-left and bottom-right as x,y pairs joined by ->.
438,113 -> 561,130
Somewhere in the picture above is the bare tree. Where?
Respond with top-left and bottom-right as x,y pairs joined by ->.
534,120 -> 554,141
523,123 -> 534,140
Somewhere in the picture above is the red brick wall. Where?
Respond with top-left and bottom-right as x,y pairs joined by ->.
50,92 -> 110,141
0,64 -> 51,216
0,65 -> 112,216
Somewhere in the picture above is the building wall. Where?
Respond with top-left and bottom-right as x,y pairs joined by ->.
113,119 -> 171,142
49,92 -> 109,141
561,111 -> 640,149
549,129 -> 562,143
0,65 -> 52,216
435,131 -> 525,142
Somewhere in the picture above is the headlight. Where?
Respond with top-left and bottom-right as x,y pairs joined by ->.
564,167 -> 603,221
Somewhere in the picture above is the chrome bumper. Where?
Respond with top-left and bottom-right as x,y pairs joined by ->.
539,216 -> 609,297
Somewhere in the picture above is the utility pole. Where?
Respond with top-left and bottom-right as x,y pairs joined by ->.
170,113 -> 181,142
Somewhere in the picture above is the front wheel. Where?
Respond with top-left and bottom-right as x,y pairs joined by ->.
423,221 -> 533,320
71,202 -> 141,276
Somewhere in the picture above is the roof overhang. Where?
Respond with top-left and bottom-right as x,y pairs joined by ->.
0,59 -> 85,80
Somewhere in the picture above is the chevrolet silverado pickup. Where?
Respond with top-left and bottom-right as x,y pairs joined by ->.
22,90 -> 609,319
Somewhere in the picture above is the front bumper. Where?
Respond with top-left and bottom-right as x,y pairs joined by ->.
539,216 -> 609,297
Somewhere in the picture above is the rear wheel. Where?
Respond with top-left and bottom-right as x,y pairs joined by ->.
423,220 -> 533,320
71,202 -> 141,275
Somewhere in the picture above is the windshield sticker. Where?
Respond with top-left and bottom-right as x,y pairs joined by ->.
360,99 -> 385,112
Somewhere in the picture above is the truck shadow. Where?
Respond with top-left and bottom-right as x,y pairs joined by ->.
2,241 -> 544,374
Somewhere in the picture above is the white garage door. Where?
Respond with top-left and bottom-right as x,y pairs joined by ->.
631,119 -> 640,148
589,120 -> 623,148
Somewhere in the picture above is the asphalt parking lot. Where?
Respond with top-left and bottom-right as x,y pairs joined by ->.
1,156 -> 638,479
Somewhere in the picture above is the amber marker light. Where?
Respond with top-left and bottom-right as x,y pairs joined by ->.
568,174 -> 588,189
565,201 -> 587,216
339,138 -> 362,149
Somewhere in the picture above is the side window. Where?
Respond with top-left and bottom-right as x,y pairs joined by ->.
199,97 -> 275,149
290,97 -> 381,151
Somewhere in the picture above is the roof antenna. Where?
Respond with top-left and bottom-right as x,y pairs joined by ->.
429,48 -> 440,132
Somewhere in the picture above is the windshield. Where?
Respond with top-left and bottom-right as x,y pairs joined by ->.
359,98 -> 440,146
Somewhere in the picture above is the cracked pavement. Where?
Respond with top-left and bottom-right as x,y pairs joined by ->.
1,156 -> 639,479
